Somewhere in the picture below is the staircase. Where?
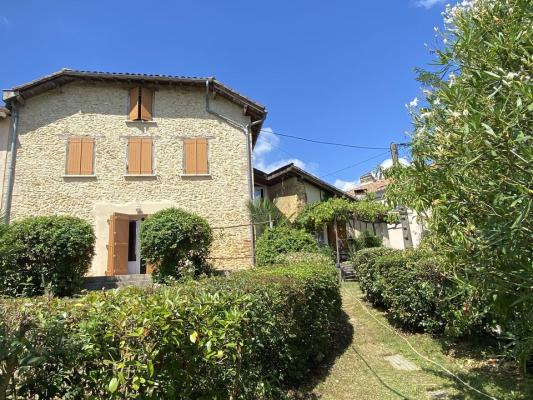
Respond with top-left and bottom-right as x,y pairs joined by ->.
339,262 -> 356,282
84,274 -> 153,291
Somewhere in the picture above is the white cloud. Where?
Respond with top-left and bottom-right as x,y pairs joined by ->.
334,179 -> 359,192
255,158 -> 312,172
253,127 -> 279,157
414,0 -> 445,9
253,127 -> 318,174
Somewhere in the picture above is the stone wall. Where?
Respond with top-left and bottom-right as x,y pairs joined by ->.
8,81 -> 254,275
267,176 -> 306,221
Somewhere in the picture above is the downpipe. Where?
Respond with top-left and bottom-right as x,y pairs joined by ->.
205,79 -> 265,266
2,104 -> 19,224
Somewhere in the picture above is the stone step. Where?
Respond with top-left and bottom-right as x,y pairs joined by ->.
84,274 -> 153,291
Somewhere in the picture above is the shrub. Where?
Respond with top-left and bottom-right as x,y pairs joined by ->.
352,247 -> 395,306
0,216 -> 95,297
353,248 -> 487,335
0,258 -> 342,399
140,208 -> 213,282
255,226 -> 320,266
348,230 -> 383,255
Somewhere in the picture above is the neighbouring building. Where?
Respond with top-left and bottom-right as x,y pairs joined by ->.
346,169 -> 425,249
0,69 -> 267,276
254,163 -> 353,252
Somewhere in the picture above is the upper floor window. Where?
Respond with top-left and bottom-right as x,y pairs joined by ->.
66,137 -> 95,175
128,87 -> 153,121
127,137 -> 153,175
183,138 -> 209,175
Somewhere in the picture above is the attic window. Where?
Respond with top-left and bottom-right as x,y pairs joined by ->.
128,87 -> 153,121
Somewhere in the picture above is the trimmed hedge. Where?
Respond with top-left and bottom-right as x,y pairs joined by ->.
141,208 -> 213,282
353,248 -> 487,335
255,226 -> 320,266
0,256 -> 342,399
0,216 -> 95,297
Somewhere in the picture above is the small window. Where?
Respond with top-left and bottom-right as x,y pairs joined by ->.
183,138 -> 209,175
254,187 -> 264,199
66,137 -> 95,175
128,87 -> 153,121
127,137 -> 153,175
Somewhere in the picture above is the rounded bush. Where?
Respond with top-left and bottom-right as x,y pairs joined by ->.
0,216 -> 95,297
140,207 -> 213,281
255,226 -> 320,266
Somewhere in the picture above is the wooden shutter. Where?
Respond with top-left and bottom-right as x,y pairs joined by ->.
196,139 -> 208,174
129,87 -> 140,121
128,138 -> 142,174
184,139 -> 197,174
66,137 -> 94,175
140,138 -> 153,174
66,137 -> 82,175
128,137 -> 152,174
184,138 -> 209,175
80,138 -> 94,175
140,88 -> 153,121
107,213 -> 130,276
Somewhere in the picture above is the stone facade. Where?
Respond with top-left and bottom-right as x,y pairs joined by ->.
7,81 -> 255,275
266,176 -> 307,221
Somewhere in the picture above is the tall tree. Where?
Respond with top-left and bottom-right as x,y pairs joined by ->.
386,0 -> 532,367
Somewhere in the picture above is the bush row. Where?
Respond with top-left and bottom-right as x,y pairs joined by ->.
0,256 -> 342,399
353,248 -> 487,336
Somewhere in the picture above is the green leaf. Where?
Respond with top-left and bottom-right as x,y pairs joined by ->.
108,377 -> 119,393
189,331 -> 198,343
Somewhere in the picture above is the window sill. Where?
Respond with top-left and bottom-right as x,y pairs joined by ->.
180,174 -> 212,177
62,174 -> 97,178
124,174 -> 158,177
125,120 -> 157,125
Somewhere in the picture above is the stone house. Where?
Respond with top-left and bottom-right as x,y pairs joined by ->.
0,69 -> 267,276
253,163 -> 352,249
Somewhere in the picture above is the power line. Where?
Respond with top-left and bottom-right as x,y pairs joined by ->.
262,129 -> 389,150
320,151 -> 391,179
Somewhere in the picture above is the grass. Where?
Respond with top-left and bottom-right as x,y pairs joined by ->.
292,283 -> 533,400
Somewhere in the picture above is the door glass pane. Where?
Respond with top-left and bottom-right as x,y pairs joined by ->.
128,220 -> 137,262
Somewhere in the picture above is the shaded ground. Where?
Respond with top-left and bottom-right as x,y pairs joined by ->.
292,283 -> 533,400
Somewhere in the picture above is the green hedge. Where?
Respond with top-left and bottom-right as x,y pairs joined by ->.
255,226 -> 320,266
0,257 -> 341,399
353,248 -> 487,335
0,216 -> 95,297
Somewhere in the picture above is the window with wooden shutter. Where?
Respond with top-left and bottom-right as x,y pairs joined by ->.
127,137 -> 153,175
128,87 -> 153,121
66,137 -> 95,175
183,138 -> 209,175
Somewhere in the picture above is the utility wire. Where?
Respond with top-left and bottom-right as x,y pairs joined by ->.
262,129 -> 389,150
320,151 -> 391,179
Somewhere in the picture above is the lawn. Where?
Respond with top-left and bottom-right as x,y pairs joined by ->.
293,283 -> 533,400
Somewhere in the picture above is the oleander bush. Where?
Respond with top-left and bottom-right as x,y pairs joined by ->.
0,257 -> 342,399
255,226 -> 320,266
140,208 -> 213,282
0,216 -> 95,297
353,248 -> 487,335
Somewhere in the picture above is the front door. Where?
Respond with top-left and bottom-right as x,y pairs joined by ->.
107,213 -> 130,275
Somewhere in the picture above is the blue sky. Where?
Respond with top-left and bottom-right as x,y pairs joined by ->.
0,0 -> 447,190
